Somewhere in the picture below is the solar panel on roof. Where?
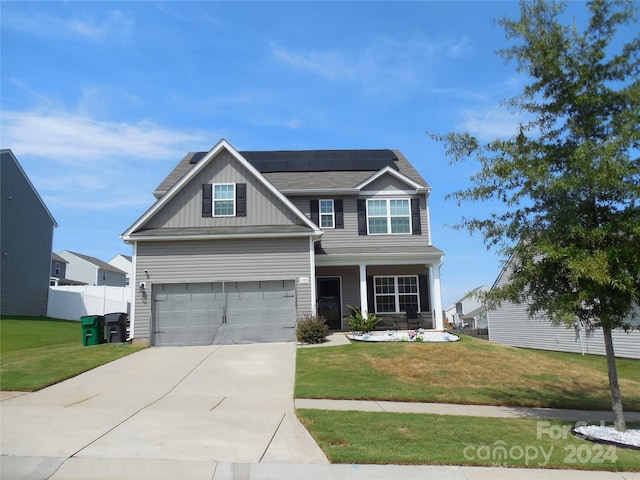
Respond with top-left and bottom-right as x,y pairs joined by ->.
187,149 -> 399,171
239,150 -> 398,172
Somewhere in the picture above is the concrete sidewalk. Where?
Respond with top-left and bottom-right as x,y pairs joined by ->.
295,398 -> 640,422
2,459 -> 635,480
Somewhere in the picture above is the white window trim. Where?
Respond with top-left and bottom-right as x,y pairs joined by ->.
373,275 -> 420,314
366,198 -> 412,235
213,183 -> 236,217
319,199 -> 335,229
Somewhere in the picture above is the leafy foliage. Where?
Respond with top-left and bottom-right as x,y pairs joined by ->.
296,314 -> 329,344
430,0 -> 639,431
346,305 -> 380,333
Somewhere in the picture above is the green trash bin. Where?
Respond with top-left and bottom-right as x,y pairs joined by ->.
81,315 -> 105,346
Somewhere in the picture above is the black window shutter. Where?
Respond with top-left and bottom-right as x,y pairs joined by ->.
367,276 -> 375,314
335,199 -> 344,229
202,184 -> 212,218
419,274 -> 430,312
357,199 -> 367,235
411,198 -> 422,235
236,183 -> 246,217
310,199 -> 319,225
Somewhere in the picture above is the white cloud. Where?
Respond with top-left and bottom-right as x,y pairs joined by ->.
1,110 -> 205,164
457,108 -> 523,141
3,9 -> 134,42
1,109 -> 210,210
270,33 -> 470,94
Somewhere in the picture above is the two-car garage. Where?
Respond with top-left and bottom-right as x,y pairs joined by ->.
151,280 -> 297,346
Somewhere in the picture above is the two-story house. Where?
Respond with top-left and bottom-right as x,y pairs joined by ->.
58,250 -> 128,287
1,149 -> 57,316
122,139 -> 444,346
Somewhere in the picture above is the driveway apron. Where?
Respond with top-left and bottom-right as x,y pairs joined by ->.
1,343 -> 327,477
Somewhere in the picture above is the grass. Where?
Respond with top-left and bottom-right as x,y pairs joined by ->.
1,317 -> 145,391
297,409 -> 640,470
295,335 -> 640,411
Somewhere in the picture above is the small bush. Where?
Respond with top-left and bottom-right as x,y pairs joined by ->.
297,314 -> 329,344
347,305 -> 379,333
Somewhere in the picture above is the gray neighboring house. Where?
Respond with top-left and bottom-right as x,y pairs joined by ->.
58,250 -> 127,287
487,255 -> 640,360
108,254 -> 133,286
1,149 -> 57,316
122,139 -> 445,346
50,252 -> 69,285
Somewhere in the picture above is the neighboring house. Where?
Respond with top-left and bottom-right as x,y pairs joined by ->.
1,149 -> 57,316
58,250 -> 127,287
109,254 -> 132,286
50,252 -> 69,285
487,256 -> 640,360
122,139 -> 445,346
444,285 -> 489,329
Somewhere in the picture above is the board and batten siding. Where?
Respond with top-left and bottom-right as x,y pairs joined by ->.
146,150 -> 302,230
289,195 -> 430,250
1,153 -> 54,316
133,237 -> 312,340
488,260 -> 640,360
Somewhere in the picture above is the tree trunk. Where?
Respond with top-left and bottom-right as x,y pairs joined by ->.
602,324 -> 626,432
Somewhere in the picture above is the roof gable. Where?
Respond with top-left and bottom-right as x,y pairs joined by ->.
123,139 -> 320,239
355,166 -> 428,192
1,149 -> 58,227
59,250 -> 126,274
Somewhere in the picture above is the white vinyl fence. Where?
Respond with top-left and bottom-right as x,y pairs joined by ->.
48,286 -> 132,321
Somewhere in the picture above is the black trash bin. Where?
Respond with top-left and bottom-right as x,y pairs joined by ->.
104,312 -> 128,343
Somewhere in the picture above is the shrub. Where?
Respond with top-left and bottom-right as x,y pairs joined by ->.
347,305 -> 379,333
296,314 -> 329,344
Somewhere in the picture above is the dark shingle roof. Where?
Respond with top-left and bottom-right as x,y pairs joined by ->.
153,148 -> 428,198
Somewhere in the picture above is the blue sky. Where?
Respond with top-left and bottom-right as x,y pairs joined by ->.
1,1 -> 608,306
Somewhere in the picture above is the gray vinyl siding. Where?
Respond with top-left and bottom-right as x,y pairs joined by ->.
145,150 -> 302,230
290,195 -> 430,249
1,152 -> 54,316
363,175 -> 416,192
133,237 -> 312,339
488,260 -> 640,360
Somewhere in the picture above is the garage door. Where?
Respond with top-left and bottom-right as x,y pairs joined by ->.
152,280 -> 296,346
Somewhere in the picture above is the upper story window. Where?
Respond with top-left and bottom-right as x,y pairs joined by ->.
310,199 -> 343,229
319,199 -> 335,228
54,262 -> 61,276
213,184 -> 235,216
367,198 -> 411,234
202,183 -> 246,218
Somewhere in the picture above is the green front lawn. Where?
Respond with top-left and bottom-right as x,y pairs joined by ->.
1,317 -> 145,391
297,409 -> 640,471
295,335 -> 640,411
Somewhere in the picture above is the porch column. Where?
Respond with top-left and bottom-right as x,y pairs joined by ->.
430,262 -> 444,330
359,263 -> 368,318
309,237 -> 317,316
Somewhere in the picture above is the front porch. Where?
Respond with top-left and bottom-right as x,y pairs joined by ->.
313,259 -> 444,331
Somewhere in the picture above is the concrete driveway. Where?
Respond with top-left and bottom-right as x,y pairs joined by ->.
1,343 -> 327,479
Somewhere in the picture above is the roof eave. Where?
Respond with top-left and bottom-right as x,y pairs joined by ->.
121,230 -> 322,243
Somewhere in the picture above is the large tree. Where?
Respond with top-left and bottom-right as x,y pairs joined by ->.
431,0 -> 639,431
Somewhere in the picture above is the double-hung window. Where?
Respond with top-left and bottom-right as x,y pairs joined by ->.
213,184 -> 235,216
319,199 -> 335,228
367,198 -> 411,234
374,276 -> 419,313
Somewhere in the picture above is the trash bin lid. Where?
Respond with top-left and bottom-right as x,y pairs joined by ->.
81,315 -> 103,326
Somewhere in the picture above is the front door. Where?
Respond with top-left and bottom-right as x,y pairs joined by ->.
317,277 -> 342,330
